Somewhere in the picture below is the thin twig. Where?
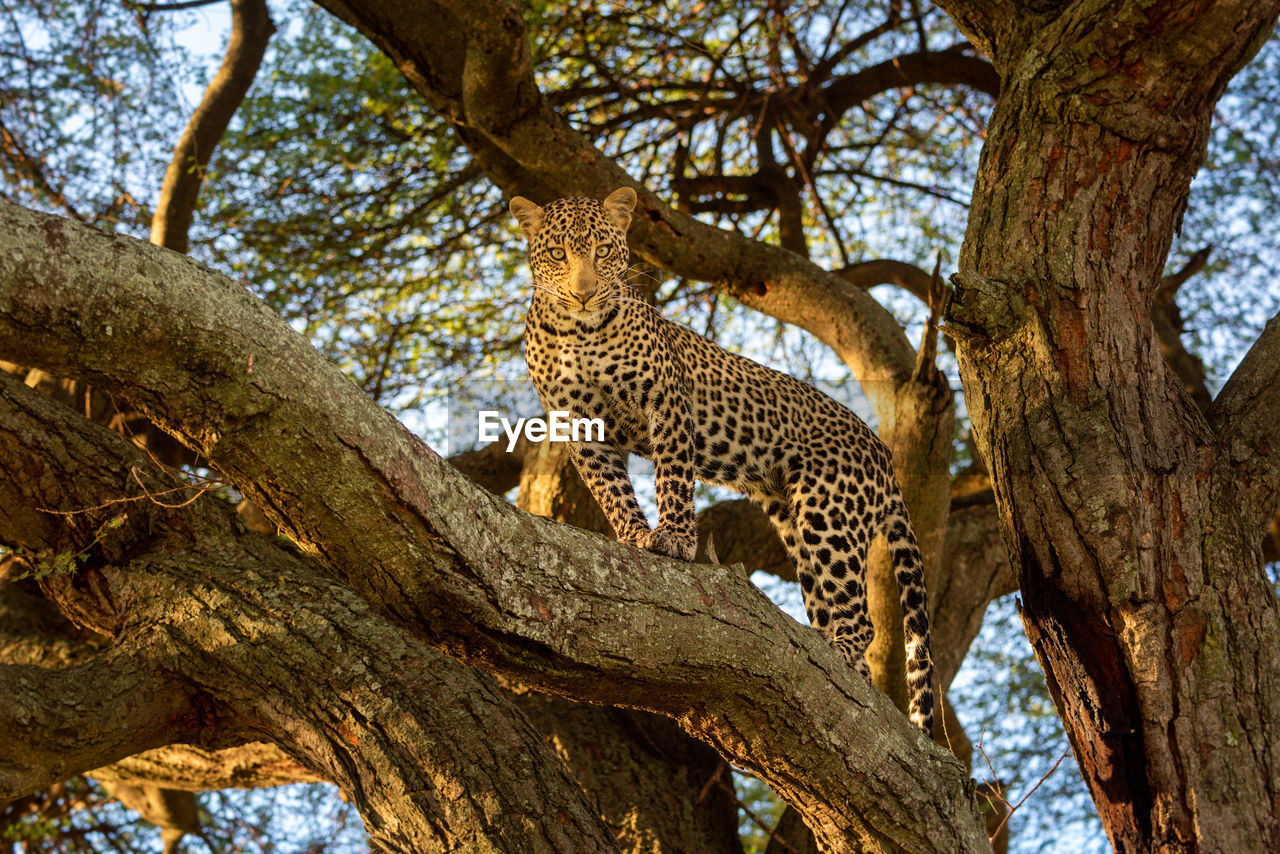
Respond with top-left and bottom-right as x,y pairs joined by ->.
990,745 -> 1072,840
974,725 -> 1009,811
705,763 -> 801,854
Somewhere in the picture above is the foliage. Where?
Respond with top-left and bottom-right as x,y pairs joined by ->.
9,515 -> 127,582
0,0 -> 195,228
200,7 -> 519,412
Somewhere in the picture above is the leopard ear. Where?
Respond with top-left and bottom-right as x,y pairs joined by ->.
602,187 -> 637,231
509,196 -> 545,240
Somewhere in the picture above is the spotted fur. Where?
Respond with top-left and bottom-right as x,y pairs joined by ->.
510,188 -> 935,736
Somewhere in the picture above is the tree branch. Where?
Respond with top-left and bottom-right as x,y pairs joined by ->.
0,644 -> 202,802
0,369 -> 618,852
930,495 -> 1014,690
806,50 -> 999,161
1210,309 -> 1280,523
94,781 -> 202,854
1154,245 -> 1212,305
1147,249 -> 1280,556
0,203 -> 991,852
125,0 -> 227,11
0,576 -> 322,793
92,744 -> 321,790
150,0 -> 273,253
835,258 -> 935,304
911,255 -> 947,385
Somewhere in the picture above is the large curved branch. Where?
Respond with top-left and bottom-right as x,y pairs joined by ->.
0,369 -> 617,852
0,577 -> 320,796
0,205 -> 989,851
836,258 -> 935,304
806,50 -> 999,162
150,0 -> 273,253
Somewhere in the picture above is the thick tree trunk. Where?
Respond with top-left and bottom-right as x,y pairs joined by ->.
938,0 -> 1280,850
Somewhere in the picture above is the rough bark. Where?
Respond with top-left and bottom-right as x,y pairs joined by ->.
510,685 -> 744,854
0,203 -> 990,853
513,437 -> 743,854
0,572 -> 321,795
0,641 -> 203,799
936,0 -> 1280,850
0,371 -> 619,853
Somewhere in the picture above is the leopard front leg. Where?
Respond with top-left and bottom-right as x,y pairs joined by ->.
566,442 -> 651,546
642,389 -> 698,561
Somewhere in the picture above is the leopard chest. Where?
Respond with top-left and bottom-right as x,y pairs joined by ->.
526,330 -> 653,451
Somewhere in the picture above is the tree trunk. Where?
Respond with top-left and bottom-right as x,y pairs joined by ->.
938,0 -> 1280,850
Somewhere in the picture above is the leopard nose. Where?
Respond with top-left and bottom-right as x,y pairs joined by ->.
572,288 -> 598,304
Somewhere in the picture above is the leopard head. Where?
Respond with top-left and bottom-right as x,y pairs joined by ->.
509,188 -> 637,315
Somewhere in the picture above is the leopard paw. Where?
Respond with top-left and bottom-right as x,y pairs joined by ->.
637,527 -> 697,561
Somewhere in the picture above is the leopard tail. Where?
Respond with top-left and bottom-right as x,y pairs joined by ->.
883,492 -> 935,737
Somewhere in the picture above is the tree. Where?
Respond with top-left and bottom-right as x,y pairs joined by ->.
939,0 -> 1280,849
0,0 -> 1277,851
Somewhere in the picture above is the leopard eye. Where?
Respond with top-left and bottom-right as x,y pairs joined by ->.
548,246 -> 566,261
595,244 -> 612,258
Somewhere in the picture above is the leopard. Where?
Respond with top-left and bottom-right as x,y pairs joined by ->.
510,187 -> 935,736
